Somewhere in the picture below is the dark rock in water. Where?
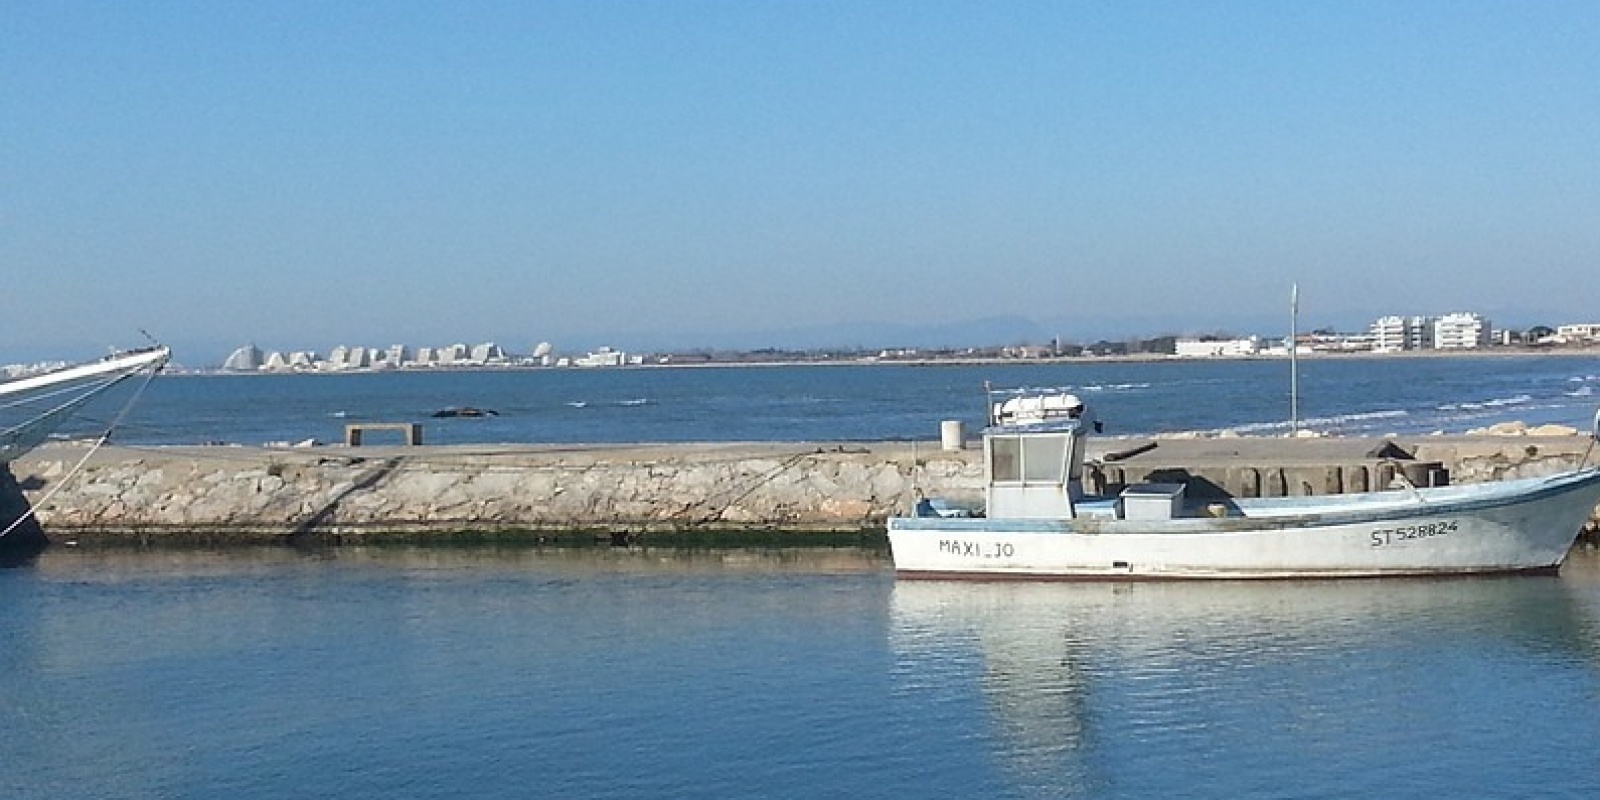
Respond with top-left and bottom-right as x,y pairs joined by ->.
432,407 -> 499,418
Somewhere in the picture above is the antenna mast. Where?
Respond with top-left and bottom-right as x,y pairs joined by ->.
1290,283 -> 1300,436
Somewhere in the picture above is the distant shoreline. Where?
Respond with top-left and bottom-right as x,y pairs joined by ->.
173,343 -> 1600,376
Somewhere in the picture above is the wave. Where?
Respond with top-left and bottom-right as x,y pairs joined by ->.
566,398 -> 655,409
1437,394 -> 1533,412
1184,409 -> 1411,438
1080,382 -> 1152,392
1002,383 -> 1152,395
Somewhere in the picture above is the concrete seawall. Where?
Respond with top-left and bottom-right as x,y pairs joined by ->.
6,433 -> 1600,542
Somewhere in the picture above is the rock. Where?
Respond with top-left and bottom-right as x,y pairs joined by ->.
1478,421 -> 1530,436
1526,424 -> 1580,437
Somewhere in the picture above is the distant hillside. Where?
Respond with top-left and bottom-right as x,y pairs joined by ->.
577,311 -> 1305,354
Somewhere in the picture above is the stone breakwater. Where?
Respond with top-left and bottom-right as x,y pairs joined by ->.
6,433 -> 1600,541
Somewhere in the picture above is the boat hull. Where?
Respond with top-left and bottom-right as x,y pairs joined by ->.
888,469 -> 1600,579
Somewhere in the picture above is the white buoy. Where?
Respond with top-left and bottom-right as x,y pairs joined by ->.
940,420 -> 965,451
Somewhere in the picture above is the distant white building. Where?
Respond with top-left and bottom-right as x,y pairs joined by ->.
1174,337 -> 1260,358
1369,316 -> 1435,352
1556,323 -> 1600,342
1259,339 -> 1312,358
1311,332 -> 1371,352
1434,312 -> 1490,349
521,342 -> 556,366
438,344 -> 470,365
470,342 -> 507,364
572,347 -> 627,367
263,351 -> 290,370
222,344 -> 264,372
1369,317 -> 1406,353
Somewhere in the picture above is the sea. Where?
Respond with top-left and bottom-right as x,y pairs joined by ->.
7,353 -> 1600,798
61,352 -> 1600,447
5,545 -> 1600,798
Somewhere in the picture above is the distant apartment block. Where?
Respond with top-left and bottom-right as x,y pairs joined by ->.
470,342 -> 507,364
1368,316 -> 1435,352
1367,313 -> 1491,351
1434,312 -> 1490,349
437,344 -> 470,365
222,344 -> 264,371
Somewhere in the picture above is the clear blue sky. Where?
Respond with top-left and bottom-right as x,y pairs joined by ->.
5,1 -> 1598,364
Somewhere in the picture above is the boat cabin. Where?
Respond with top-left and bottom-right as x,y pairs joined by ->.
982,390 -> 1183,521
985,416 -> 1098,519
984,391 -> 1095,519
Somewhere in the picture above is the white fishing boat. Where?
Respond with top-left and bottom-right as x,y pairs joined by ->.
889,388 -> 1600,579
1,345 -> 170,464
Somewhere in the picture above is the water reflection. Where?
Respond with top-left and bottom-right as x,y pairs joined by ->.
2,543 -> 900,800
18,542 -> 891,578
890,550 -> 1600,798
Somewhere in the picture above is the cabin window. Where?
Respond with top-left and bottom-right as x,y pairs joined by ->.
990,435 -> 1069,484
990,436 -> 1021,482
1023,436 -> 1067,482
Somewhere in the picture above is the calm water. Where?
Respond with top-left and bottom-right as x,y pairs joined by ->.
54,354 -> 1600,449
6,545 -> 1600,799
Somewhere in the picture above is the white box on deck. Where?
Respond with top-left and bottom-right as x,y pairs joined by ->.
1120,482 -> 1185,520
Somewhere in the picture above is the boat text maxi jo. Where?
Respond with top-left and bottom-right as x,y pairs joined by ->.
888,388 -> 1600,579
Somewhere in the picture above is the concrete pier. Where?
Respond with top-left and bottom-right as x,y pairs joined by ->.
5,433 -> 1599,542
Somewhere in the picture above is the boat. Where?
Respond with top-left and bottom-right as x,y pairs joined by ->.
888,387 -> 1600,579
1,345 -> 171,464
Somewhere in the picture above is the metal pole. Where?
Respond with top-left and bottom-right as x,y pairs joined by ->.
1290,283 -> 1300,436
